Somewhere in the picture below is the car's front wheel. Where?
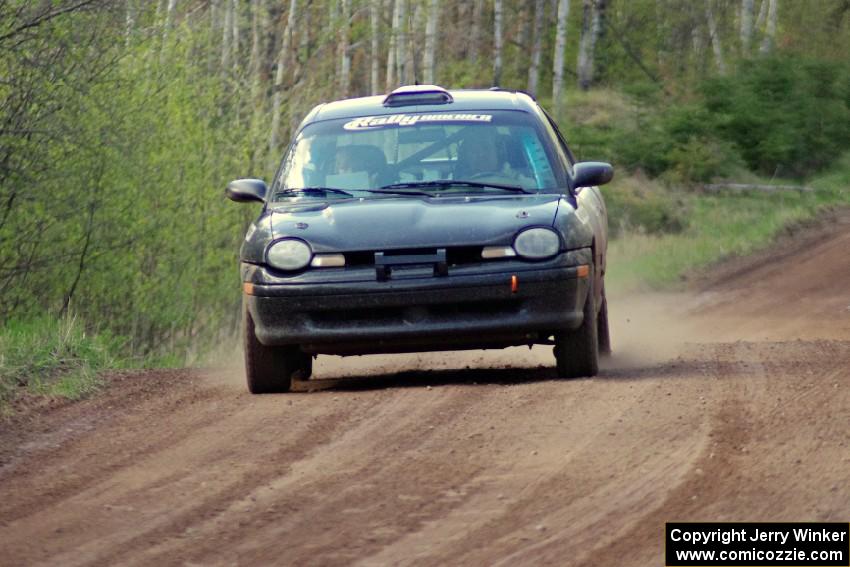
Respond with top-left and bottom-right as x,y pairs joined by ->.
597,280 -> 611,356
243,305 -> 312,394
553,278 -> 600,379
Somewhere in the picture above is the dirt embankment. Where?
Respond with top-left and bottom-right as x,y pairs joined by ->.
1,214 -> 849,567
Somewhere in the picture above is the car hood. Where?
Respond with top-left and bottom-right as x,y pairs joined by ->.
269,194 -> 562,252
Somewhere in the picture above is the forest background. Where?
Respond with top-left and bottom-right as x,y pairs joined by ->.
1,0 -> 849,403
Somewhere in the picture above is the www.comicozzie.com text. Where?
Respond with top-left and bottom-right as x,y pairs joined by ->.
670,527 -> 848,546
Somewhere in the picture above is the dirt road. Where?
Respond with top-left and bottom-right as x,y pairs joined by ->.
2,215 -> 849,566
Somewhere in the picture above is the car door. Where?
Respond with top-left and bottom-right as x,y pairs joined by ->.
543,113 -> 608,302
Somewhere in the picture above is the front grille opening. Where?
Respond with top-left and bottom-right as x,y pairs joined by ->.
384,247 -> 438,256
309,299 -> 521,327
343,251 -> 374,267
342,246 -> 485,268
446,246 -> 484,266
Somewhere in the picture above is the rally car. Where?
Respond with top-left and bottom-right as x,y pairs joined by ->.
227,85 -> 613,393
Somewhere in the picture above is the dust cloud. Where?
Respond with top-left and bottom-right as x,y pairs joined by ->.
603,291 -> 710,370
208,291 -> 711,388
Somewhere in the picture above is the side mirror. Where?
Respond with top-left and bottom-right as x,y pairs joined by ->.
572,162 -> 614,189
226,178 -> 267,203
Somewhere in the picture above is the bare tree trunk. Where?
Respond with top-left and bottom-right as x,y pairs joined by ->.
221,0 -> 232,72
577,0 -> 603,90
655,0 -> 666,68
527,0 -> 545,97
517,2 -> 531,52
470,0 -> 484,62
370,0 -> 381,93
407,1 -> 420,84
740,0 -> 754,54
577,0 -> 591,88
397,0 -> 409,85
250,0 -> 266,102
692,19 -> 705,69
706,0 -> 727,74
338,0 -> 351,97
269,0 -> 298,156
493,0 -> 503,86
755,0 -> 768,30
232,0 -> 240,75
248,0 -> 267,168
592,0 -> 606,82
552,0 -> 570,116
386,0 -> 400,90
162,0 -> 177,43
328,0 -> 337,33
61,203 -> 96,317
299,5 -> 310,62
423,0 -> 439,84
759,0 -> 777,54
125,0 -> 136,46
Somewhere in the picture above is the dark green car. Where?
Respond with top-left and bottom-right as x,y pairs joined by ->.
227,85 -> 613,393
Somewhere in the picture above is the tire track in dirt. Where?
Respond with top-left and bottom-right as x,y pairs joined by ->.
577,340 -> 850,567
135,387 -> 503,567
1,212 -> 849,566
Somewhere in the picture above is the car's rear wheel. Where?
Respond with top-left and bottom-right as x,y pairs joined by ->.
597,280 -> 611,356
554,278 -> 599,379
243,305 -> 311,394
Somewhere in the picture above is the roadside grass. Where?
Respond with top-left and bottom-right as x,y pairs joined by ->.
0,313 -> 223,412
0,315 -> 122,413
606,155 -> 850,292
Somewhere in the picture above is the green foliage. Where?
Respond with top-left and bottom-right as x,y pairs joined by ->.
567,56 -> 850,184
609,100 -> 746,182
702,56 -> 850,177
663,135 -> 744,184
566,89 -> 743,183
607,153 -> 850,292
0,7 -> 258,364
603,174 -> 689,236
0,315 -> 119,407
2,0 -> 850,397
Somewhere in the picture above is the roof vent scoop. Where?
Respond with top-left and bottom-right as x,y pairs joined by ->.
383,85 -> 453,107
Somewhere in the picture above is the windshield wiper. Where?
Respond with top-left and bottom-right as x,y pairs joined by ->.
276,187 -> 354,198
366,188 -> 437,197
378,180 -> 528,193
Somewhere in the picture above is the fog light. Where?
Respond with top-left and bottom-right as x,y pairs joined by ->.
482,246 -> 516,259
311,254 -> 346,267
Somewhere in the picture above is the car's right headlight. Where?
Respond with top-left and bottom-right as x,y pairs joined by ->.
266,239 -> 312,270
513,228 -> 560,259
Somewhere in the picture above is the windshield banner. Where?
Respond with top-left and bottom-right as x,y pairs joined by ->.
343,113 -> 493,131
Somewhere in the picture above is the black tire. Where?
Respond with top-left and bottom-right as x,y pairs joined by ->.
553,278 -> 599,379
597,280 -> 612,357
243,305 -> 311,394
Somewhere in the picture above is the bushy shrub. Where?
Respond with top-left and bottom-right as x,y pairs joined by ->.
613,103 -> 744,182
603,174 -> 689,236
702,55 -> 850,177
571,55 -> 850,184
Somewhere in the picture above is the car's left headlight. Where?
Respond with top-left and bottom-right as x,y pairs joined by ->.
513,228 -> 560,259
266,238 -> 312,270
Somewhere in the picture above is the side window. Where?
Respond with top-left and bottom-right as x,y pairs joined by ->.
539,108 -> 575,175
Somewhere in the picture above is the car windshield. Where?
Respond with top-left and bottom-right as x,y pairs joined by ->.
272,110 -> 567,200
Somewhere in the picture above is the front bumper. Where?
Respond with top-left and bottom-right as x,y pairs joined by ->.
242,250 -> 592,355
